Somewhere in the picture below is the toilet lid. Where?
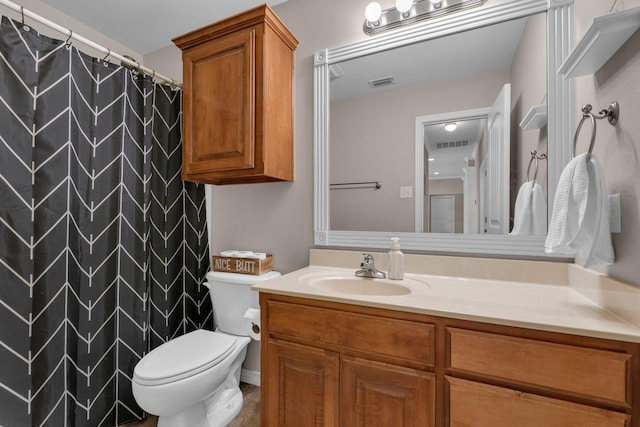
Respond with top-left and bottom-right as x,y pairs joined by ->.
134,330 -> 237,385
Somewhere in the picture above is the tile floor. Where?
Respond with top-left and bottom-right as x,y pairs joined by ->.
122,383 -> 260,427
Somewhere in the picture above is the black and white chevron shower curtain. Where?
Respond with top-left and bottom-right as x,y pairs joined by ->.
0,17 -> 212,426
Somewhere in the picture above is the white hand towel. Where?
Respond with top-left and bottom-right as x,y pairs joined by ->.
545,153 -> 614,267
569,156 -> 614,267
511,181 -> 547,236
545,154 -> 586,254
531,181 -> 547,236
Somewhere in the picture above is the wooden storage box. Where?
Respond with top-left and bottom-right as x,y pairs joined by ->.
212,254 -> 273,275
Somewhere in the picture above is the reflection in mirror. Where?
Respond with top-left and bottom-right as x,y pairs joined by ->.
330,13 -> 547,235
424,115 -> 487,234
315,0 -> 574,257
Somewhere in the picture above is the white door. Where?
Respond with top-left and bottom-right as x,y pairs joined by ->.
430,195 -> 455,233
463,166 -> 477,234
484,84 -> 510,234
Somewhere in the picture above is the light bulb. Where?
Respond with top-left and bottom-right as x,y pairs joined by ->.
365,2 -> 382,23
444,123 -> 457,132
396,0 -> 413,14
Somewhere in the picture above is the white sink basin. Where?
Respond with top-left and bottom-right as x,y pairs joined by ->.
307,276 -> 412,296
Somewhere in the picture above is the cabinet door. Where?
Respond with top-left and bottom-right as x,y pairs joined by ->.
265,339 -> 339,427
182,28 -> 255,177
342,356 -> 436,427
447,377 -> 629,427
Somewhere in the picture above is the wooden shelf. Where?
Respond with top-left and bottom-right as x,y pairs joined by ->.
559,6 -> 640,79
519,104 -> 547,130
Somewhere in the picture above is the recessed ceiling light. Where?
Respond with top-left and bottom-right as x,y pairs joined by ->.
428,157 -> 435,162
444,123 -> 457,132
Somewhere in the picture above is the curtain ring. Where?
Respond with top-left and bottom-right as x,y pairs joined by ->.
102,49 -> 111,65
65,31 -> 73,49
20,6 -> 30,31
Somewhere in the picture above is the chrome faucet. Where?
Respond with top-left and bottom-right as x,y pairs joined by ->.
355,253 -> 386,279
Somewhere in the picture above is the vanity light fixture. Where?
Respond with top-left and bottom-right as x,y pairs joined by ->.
444,122 -> 457,132
396,0 -> 413,16
363,0 -> 487,35
364,2 -> 383,25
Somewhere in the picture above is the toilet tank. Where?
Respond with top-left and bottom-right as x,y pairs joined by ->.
205,270 -> 281,336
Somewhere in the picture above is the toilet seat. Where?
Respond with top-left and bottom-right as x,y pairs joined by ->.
134,330 -> 237,386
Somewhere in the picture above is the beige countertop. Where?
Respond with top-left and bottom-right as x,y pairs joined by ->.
253,264 -> 640,343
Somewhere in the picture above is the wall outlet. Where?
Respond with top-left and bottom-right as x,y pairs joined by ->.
400,186 -> 413,199
609,193 -> 621,233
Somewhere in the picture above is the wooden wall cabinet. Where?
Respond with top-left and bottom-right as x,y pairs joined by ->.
173,5 -> 298,185
261,294 -> 640,426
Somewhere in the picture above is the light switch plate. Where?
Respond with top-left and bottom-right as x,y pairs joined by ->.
400,186 -> 413,199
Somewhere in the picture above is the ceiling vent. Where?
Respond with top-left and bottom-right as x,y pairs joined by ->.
368,76 -> 396,88
435,140 -> 469,149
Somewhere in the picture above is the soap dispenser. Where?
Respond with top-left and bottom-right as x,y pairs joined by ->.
388,237 -> 404,280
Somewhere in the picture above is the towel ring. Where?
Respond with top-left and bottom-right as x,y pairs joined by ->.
526,150 -> 547,182
573,101 -> 619,157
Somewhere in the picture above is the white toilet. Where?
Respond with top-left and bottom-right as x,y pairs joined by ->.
132,270 -> 280,427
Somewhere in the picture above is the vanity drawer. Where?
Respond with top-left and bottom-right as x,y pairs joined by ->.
447,328 -> 631,406
447,377 -> 629,427
266,300 -> 435,367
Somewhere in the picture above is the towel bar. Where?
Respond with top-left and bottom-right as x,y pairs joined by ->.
573,101 -> 619,156
527,150 -> 547,182
330,181 -> 381,190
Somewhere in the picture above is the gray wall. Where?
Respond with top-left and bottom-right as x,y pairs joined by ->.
510,11 -> 548,205
330,70 -> 509,232
573,0 -> 640,286
144,0 -> 640,287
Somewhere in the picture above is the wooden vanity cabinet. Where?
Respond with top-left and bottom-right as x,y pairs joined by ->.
446,327 -> 635,427
173,5 -> 298,185
261,293 -> 640,426
261,295 -> 437,427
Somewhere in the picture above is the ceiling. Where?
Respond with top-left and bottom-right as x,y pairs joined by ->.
424,118 -> 486,180
330,16 -> 528,102
38,0 -> 289,54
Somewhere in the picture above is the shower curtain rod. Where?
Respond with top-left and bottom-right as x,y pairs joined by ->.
0,0 -> 183,88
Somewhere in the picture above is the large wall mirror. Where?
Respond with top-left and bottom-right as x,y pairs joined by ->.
314,0 -> 575,257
